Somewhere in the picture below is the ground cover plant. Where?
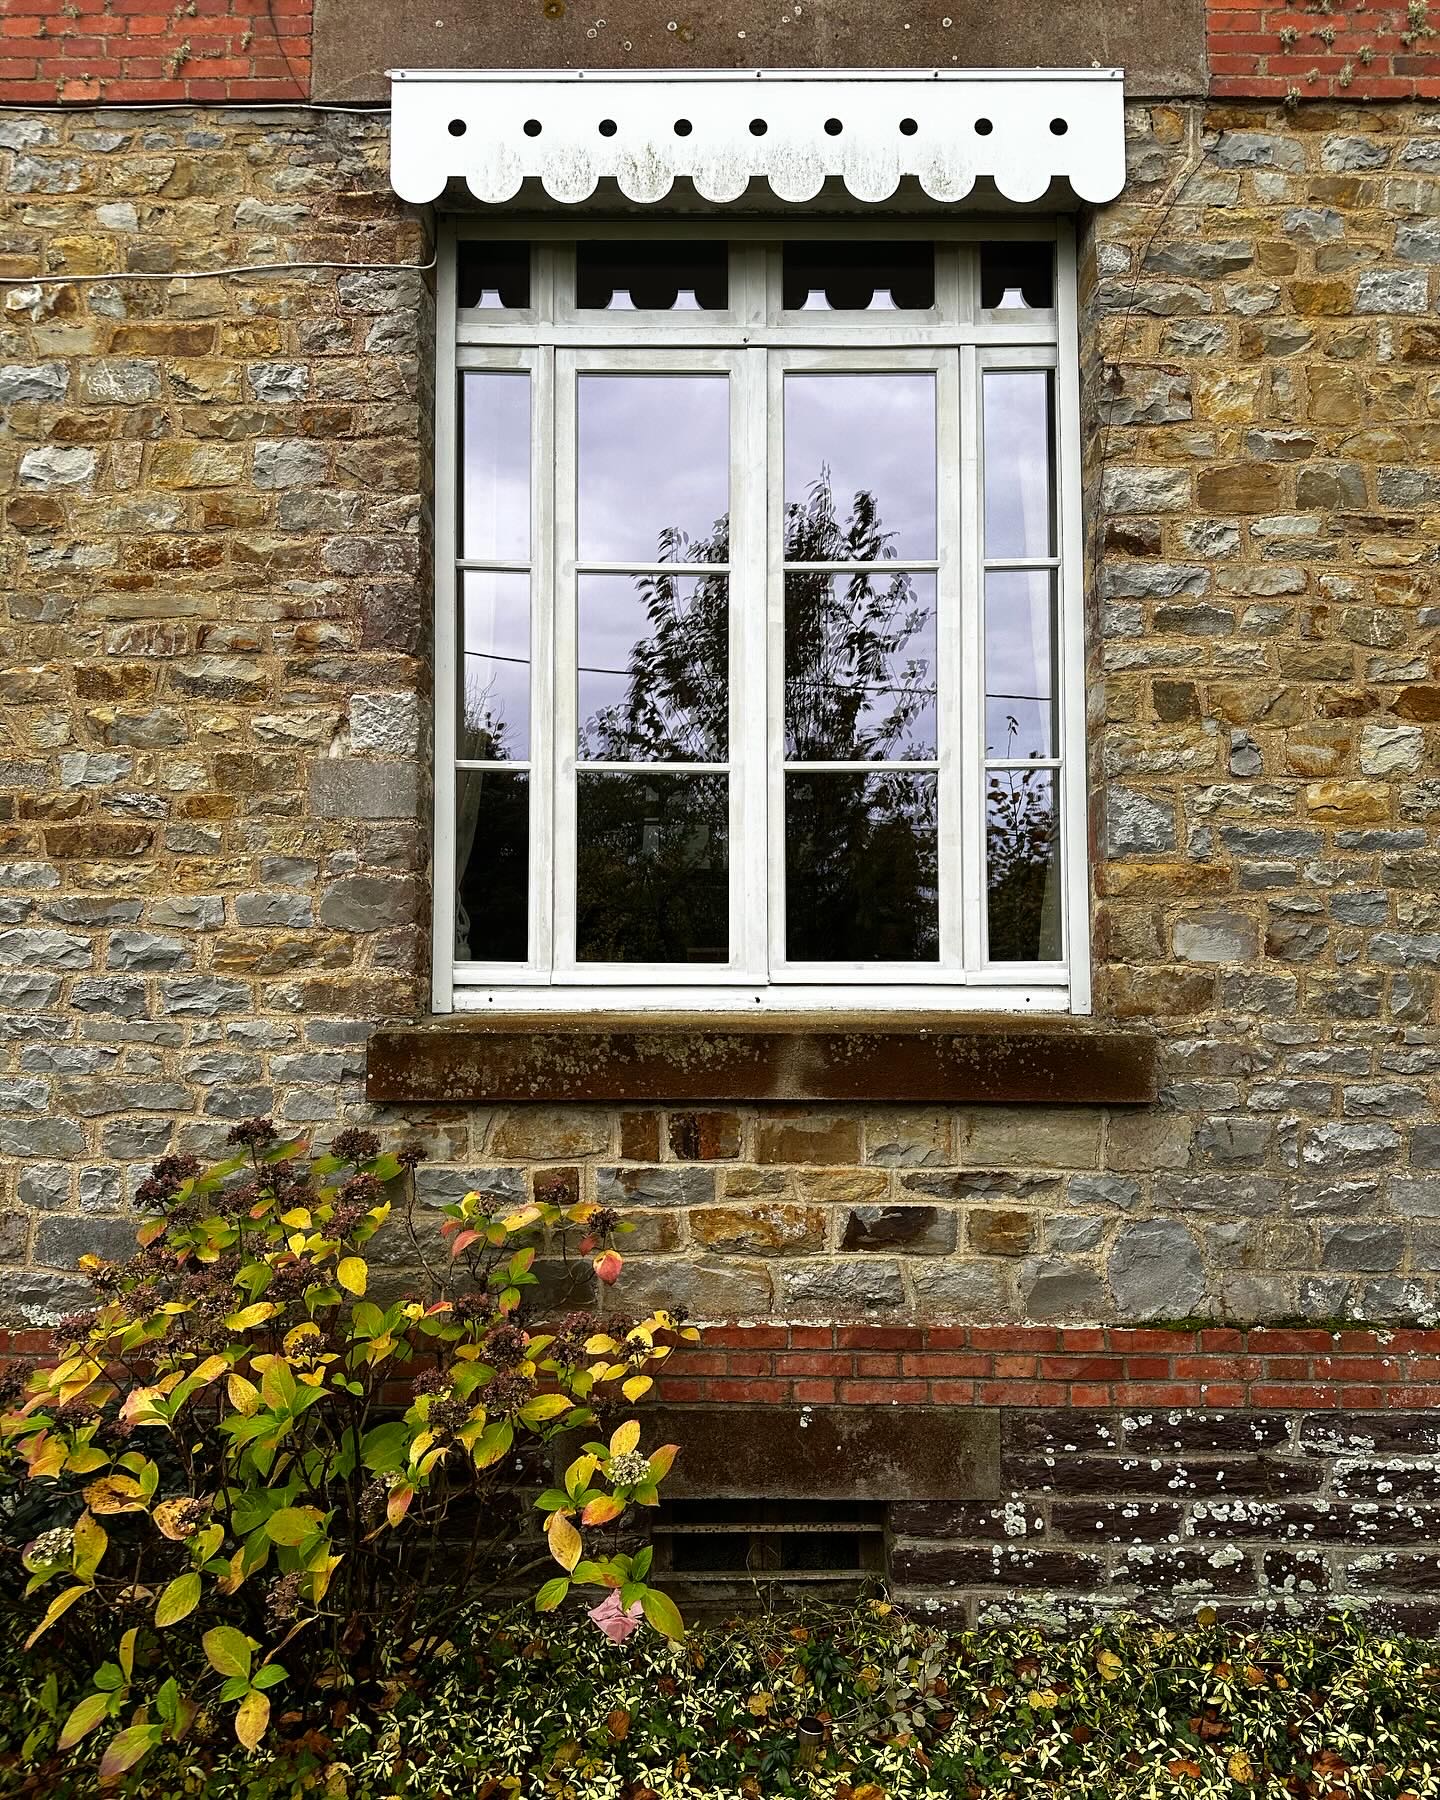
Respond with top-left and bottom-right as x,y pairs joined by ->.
2,1601 -> 1439,1798
0,1123 -> 692,1790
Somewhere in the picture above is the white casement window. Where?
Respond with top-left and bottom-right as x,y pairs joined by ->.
433,224 -> 1089,1015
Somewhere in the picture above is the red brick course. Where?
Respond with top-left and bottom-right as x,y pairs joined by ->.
647,1324 -> 1440,1410
10,1321 -> 1440,1414
1208,0 -> 1440,99
0,0 -> 311,104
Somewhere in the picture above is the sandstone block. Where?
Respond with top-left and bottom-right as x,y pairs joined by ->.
691,1204 -> 827,1255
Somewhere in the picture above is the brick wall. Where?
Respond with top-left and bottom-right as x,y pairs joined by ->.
0,0 -> 312,106
1208,0 -> 1440,101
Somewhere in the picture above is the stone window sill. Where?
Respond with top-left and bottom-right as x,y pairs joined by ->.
366,1014 -> 1156,1106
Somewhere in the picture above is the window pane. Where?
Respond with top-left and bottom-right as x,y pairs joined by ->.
980,241 -> 1054,311
576,772 -> 729,964
578,572 -> 727,763
782,241 -> 935,311
461,371 -> 530,562
456,770 -> 528,963
785,571 -> 936,761
985,570 -> 1056,761
457,241 -> 530,310
784,374 -> 936,562
986,768 -> 1062,962
576,241 -> 728,311
983,370 -> 1054,561
460,571 -> 529,762
786,772 -> 938,962
578,375 -> 729,564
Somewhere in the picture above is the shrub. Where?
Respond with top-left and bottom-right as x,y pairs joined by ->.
0,1121 -> 694,1787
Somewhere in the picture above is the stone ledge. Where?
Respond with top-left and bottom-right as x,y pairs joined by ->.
644,1404 -> 1001,1502
365,1016 -> 1157,1106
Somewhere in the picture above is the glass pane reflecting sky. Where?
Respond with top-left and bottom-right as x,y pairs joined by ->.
461,570 -> 530,763
784,374 -> 936,563
983,370 -> 1054,561
578,375 -> 730,564
461,372 -> 530,563
985,570 -> 1056,761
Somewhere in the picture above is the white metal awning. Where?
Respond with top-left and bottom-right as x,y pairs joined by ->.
388,68 -> 1127,209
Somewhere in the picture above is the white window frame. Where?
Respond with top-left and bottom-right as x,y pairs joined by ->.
433,219 -> 1090,1017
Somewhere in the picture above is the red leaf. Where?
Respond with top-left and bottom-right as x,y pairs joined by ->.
594,1250 -> 623,1286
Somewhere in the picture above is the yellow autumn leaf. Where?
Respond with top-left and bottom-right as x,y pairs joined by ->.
621,1375 -> 653,1402
1096,1649 -> 1124,1682
546,1510 -> 582,1573
609,1419 -> 640,1458
1228,1750 -> 1256,1785
225,1303 -> 280,1331
746,1692 -> 773,1717
227,1374 -> 260,1416
336,1258 -> 367,1297
235,1689 -> 270,1751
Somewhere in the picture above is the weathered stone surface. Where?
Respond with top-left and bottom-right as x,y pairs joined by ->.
776,1259 -> 905,1317
691,1203 -> 827,1255
1019,1258 -> 1108,1321
1109,1220 -> 1207,1319
840,1205 -> 956,1255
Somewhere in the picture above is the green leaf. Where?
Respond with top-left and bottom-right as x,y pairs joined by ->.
203,1625 -> 253,1681
361,1420 -> 411,1472
632,1544 -> 653,1581
264,1507 -> 318,1548
154,1571 -> 201,1628
351,1301 -> 385,1339
58,1691 -> 111,1752
640,1588 -> 685,1642
535,1577 -> 570,1613
155,1678 -> 180,1724
251,1663 -> 288,1691
518,1393 -> 571,1426
99,1723 -> 162,1787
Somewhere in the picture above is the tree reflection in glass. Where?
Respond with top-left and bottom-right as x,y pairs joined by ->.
986,760 -> 1061,963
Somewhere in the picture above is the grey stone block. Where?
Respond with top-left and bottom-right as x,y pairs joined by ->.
1019,1257 -> 1108,1321
34,1214 -> 138,1268
309,760 -> 419,820
233,892 -> 315,928
777,1259 -> 905,1317
414,1165 -> 526,1205
0,929 -> 91,970
18,1164 -> 70,1211
317,875 -> 418,931
839,1206 -> 957,1255
1320,1223 -> 1406,1273
596,1166 -> 716,1209
106,930 -> 191,971
0,1118 -> 85,1157
1109,1221 -> 1207,1320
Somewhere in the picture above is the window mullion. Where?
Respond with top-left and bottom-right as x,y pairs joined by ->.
937,347 -> 965,973
958,343 -> 986,974
765,348 -> 786,980
532,344 -> 557,982
551,351 -> 579,976
735,345 -> 769,980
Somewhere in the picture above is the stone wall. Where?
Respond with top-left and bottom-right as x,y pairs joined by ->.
0,98 -> 1438,1334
